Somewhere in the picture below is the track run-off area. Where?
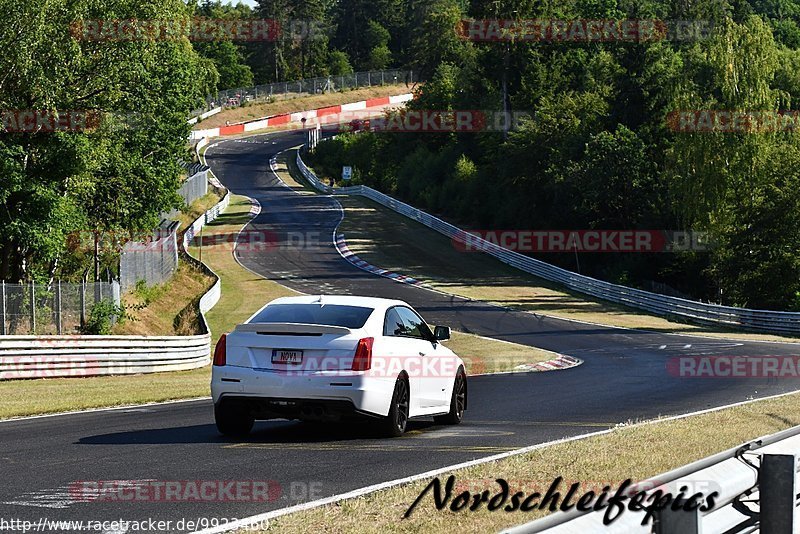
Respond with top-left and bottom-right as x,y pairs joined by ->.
2,128 -> 799,533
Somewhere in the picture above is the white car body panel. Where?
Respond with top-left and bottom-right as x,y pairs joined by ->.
211,295 -> 465,420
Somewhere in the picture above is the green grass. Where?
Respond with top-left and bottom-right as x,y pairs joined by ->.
0,192 -> 555,420
259,391 -> 800,533
187,195 -> 299,339
0,368 -> 211,420
194,85 -> 410,131
279,149 -> 799,344
189,194 -> 555,372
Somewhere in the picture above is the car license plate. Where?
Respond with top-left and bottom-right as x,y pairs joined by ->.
272,349 -> 303,364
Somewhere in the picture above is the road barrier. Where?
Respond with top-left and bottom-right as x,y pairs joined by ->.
504,424 -> 800,533
190,94 -> 413,140
191,69 -> 416,119
296,150 -> 800,335
183,190 -> 231,337
188,106 -> 222,125
0,180 -> 232,380
0,335 -> 210,380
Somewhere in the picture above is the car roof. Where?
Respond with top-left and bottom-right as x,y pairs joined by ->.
265,295 -> 408,310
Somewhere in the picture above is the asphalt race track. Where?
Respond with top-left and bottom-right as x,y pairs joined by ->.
3,129 -> 800,533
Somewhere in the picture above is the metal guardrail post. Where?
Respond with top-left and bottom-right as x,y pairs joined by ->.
80,279 -> 86,327
761,453 -> 796,533
56,280 -> 62,335
1,280 -> 5,335
654,506 -> 700,534
30,280 -> 35,333
112,280 -> 121,308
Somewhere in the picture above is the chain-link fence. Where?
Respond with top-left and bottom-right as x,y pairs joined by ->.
192,70 -> 416,116
0,280 -> 120,335
179,169 -> 209,206
120,221 -> 180,292
164,168 -> 210,220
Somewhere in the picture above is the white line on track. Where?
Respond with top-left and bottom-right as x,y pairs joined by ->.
190,386 -> 800,534
0,397 -> 211,424
188,142 -> 800,533
5,136 -> 800,531
217,140 -> 800,350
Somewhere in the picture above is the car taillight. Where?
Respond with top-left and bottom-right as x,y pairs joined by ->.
351,337 -> 374,371
213,333 -> 227,366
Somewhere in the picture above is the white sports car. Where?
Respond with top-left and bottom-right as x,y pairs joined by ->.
211,295 -> 467,437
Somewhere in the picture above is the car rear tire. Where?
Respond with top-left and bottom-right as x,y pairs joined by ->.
380,377 -> 410,438
434,368 -> 466,425
215,403 -> 254,436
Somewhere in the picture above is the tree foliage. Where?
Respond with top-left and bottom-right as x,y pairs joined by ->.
308,0 -> 800,310
0,0 -> 211,282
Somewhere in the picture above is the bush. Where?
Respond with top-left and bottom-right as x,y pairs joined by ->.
81,299 -> 128,335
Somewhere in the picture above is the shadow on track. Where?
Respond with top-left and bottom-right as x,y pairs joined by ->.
77,419 -> 440,446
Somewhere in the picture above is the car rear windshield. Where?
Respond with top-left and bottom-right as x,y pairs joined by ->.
250,304 -> 374,329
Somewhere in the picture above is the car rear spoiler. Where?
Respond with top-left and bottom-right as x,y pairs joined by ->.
234,323 -> 353,336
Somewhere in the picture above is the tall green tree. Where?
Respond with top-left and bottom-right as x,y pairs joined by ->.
0,0 -> 212,282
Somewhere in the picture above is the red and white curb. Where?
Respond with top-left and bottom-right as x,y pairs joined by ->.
247,197 -> 261,217
191,93 -> 413,140
333,234 -> 582,373
334,233 -> 426,287
513,354 -> 582,373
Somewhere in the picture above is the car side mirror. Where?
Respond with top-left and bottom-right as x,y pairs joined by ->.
434,326 -> 451,342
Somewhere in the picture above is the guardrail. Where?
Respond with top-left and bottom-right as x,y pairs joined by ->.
182,191 -> 230,338
183,148 -> 231,336
0,335 -> 210,380
296,150 -> 800,335
0,176 -> 234,380
191,69 -> 415,117
191,93 -> 413,141
188,107 -> 222,125
503,424 -> 800,533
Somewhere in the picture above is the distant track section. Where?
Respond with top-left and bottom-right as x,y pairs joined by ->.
190,94 -> 412,140
296,150 -> 800,336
